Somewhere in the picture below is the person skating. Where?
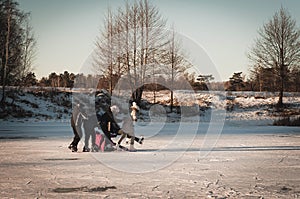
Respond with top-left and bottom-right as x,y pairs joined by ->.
82,113 -> 98,152
95,89 -> 144,151
68,103 -> 87,152
117,115 -> 144,152
130,101 -> 140,121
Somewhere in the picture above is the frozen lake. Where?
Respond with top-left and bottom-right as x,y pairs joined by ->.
0,121 -> 299,139
0,123 -> 299,198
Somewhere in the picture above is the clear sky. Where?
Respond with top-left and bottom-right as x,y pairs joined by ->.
19,0 -> 300,81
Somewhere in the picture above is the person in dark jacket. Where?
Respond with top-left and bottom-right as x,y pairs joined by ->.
97,107 -> 120,144
95,89 -> 115,144
68,103 -> 87,152
95,89 -> 144,150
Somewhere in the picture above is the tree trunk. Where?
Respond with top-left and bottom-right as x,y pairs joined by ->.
1,58 -> 4,105
170,89 -> 173,112
132,86 -> 144,105
1,3 -> 11,105
277,76 -> 284,108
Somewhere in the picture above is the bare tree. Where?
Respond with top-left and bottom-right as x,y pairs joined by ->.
0,0 -> 12,104
249,7 -> 300,107
93,0 -> 168,105
0,0 -> 36,105
94,8 -> 115,94
163,28 -> 190,111
18,15 -> 36,84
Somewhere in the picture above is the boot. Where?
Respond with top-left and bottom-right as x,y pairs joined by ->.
91,145 -> 99,152
71,145 -> 78,152
116,144 -> 122,151
129,144 -> 137,152
83,146 -> 90,152
68,144 -> 78,152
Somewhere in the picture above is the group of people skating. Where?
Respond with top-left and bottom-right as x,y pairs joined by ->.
68,89 -> 143,152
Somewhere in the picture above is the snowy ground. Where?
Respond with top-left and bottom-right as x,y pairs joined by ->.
143,90 -> 300,122
0,130 -> 299,198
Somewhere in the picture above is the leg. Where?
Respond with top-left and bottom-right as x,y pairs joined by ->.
74,125 -> 83,149
99,121 -> 115,145
126,134 -> 144,144
129,135 -> 137,152
115,130 -> 129,151
91,127 -> 96,147
83,119 -> 95,152
117,130 -> 139,151
126,130 -> 137,151
117,129 -> 126,147
83,131 -> 91,152
130,136 -> 135,145
69,125 -> 80,152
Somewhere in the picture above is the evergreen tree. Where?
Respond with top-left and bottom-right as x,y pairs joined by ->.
227,72 -> 245,91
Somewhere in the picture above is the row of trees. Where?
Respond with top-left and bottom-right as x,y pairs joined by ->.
92,3 -> 300,107
20,69 -> 300,94
224,70 -> 300,93
15,69 -> 300,94
1,1 -> 299,109
0,0 -> 36,105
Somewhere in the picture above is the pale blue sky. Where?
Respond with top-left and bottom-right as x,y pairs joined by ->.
19,0 -> 300,81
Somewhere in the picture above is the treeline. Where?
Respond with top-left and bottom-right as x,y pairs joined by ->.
10,69 -> 300,93
225,70 -> 300,92
16,71 -> 214,91
1,0 -> 300,111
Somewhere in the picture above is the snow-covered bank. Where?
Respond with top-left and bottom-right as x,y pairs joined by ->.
1,89 -> 300,126
0,88 -> 72,120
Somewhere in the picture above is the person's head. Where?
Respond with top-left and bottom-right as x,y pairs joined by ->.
95,89 -> 111,112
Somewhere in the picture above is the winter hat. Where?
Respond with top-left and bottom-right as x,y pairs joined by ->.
95,89 -> 111,110
110,105 -> 120,114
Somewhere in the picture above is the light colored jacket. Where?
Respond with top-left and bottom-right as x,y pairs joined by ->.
122,116 -> 134,136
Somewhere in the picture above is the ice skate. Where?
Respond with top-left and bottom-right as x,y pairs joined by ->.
125,137 -> 130,145
69,145 -> 77,152
116,144 -> 123,151
116,144 -> 129,151
82,146 -> 90,152
91,145 -> 99,152
68,144 -> 77,152
137,136 -> 144,144
129,144 -> 137,152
